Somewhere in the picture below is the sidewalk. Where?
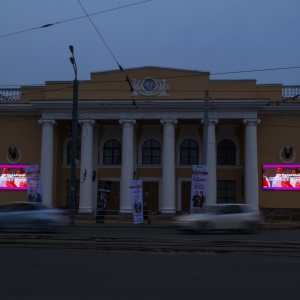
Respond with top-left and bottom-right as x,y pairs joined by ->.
73,218 -> 300,229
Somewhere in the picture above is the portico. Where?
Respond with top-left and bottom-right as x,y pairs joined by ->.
2,67 -> 298,212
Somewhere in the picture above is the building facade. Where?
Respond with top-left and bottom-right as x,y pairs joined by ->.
1,67 -> 300,213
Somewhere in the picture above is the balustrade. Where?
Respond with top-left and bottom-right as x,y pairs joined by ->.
0,88 -> 21,101
282,86 -> 300,99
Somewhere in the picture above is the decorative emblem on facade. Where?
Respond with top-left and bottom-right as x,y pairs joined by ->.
279,146 -> 296,163
132,78 -> 169,96
6,147 -> 22,164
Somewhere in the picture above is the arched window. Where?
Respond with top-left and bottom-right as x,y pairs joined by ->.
180,139 -> 199,165
142,139 -> 161,165
67,140 -> 81,165
217,139 -> 236,165
103,139 -> 122,165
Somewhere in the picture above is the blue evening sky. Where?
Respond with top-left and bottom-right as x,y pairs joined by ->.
1,0 -> 300,87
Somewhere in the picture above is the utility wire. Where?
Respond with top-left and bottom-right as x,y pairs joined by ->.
76,0 -> 138,113
1,85 -> 300,100
77,0 -> 120,66
2,65 -> 300,89
76,0 -> 134,92
0,0 -> 153,39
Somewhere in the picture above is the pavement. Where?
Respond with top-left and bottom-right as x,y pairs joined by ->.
73,217 -> 300,229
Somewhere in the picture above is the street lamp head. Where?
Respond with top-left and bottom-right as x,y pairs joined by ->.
70,57 -> 75,65
69,45 -> 74,53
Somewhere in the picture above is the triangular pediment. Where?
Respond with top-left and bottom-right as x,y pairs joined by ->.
88,66 -> 211,99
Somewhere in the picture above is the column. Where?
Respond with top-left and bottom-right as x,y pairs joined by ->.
161,119 -> 177,213
78,120 -> 95,213
243,118 -> 261,207
92,123 -> 99,211
202,118 -> 218,206
119,120 -> 136,211
38,119 -> 55,207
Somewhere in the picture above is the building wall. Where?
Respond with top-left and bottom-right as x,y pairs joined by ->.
0,116 -> 41,203
258,114 -> 300,208
1,67 -> 299,211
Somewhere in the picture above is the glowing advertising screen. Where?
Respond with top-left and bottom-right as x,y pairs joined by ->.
0,165 -> 27,190
262,164 -> 300,190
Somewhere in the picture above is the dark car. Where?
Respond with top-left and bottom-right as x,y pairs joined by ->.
0,202 -> 69,231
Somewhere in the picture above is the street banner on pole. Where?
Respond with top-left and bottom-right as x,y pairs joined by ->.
96,180 -> 112,223
190,165 -> 208,213
26,164 -> 42,203
129,180 -> 144,224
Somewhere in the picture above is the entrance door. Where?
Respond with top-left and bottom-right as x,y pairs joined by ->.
143,182 -> 159,212
181,181 -> 191,213
107,181 -> 120,211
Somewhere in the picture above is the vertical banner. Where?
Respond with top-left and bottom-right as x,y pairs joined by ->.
26,164 -> 42,203
190,165 -> 208,213
129,180 -> 144,224
96,180 -> 112,223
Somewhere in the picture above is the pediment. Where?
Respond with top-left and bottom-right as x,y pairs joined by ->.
88,66 -> 211,99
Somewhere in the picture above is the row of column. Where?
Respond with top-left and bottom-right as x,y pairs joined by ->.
39,118 -> 260,212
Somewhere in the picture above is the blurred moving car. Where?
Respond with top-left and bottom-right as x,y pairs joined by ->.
174,204 -> 263,233
0,202 -> 69,231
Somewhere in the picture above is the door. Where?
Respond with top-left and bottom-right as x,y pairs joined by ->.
181,181 -> 191,213
107,181 -> 120,212
143,182 -> 159,212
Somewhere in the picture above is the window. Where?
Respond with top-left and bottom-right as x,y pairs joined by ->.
180,139 -> 199,165
217,180 -> 236,203
67,140 -> 81,165
142,139 -> 161,165
103,139 -> 122,165
217,139 -> 236,165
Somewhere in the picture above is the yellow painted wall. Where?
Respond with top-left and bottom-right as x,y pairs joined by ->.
258,114 -> 300,208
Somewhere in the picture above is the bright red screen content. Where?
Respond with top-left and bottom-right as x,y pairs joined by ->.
263,164 -> 300,190
0,165 -> 27,190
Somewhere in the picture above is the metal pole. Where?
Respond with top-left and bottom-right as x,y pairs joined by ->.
203,89 -> 209,165
69,45 -> 78,225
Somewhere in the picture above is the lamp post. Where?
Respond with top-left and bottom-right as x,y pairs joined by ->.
203,89 -> 209,165
69,45 -> 78,225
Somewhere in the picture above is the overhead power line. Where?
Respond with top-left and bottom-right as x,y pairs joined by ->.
0,0 -> 153,39
75,0 -> 137,110
2,65 -> 300,88
211,66 -> 300,77
77,0 -> 120,66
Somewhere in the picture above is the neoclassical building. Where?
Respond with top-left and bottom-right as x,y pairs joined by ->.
1,67 -> 300,213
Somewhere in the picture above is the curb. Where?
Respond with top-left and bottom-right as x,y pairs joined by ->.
71,221 -> 300,230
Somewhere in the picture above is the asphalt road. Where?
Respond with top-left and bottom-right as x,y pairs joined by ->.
1,225 -> 300,255
1,247 -> 300,300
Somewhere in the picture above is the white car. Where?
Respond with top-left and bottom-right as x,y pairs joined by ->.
174,204 -> 263,233
0,202 -> 69,231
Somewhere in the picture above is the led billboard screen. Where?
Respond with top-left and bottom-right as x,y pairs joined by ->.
263,164 -> 300,190
0,165 -> 27,190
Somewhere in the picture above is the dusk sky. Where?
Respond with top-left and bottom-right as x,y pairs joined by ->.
1,0 -> 300,87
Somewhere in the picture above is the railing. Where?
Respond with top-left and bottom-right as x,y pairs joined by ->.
282,86 -> 300,99
270,210 -> 292,224
74,210 -> 171,224
261,209 -> 296,226
0,88 -> 21,101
